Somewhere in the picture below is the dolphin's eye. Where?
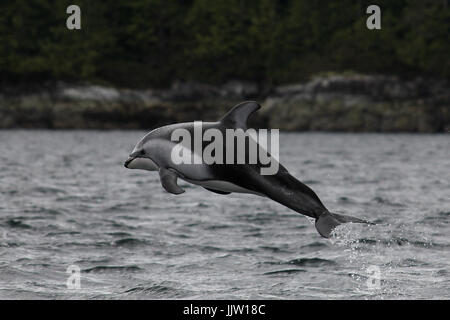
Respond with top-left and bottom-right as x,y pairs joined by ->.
140,150 -> 145,155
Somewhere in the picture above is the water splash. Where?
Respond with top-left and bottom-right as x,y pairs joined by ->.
327,221 -> 436,299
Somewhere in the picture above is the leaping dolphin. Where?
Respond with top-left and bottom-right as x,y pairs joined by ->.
124,101 -> 371,238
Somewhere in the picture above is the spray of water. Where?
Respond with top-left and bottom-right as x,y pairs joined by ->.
326,219 -> 433,299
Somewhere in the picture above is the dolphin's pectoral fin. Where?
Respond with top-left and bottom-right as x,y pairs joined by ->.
204,187 -> 231,195
159,168 -> 185,195
220,101 -> 261,129
315,212 -> 372,238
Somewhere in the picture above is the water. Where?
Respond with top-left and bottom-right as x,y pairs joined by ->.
0,131 -> 448,299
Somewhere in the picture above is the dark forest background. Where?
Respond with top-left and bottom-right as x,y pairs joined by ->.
1,0 -> 449,88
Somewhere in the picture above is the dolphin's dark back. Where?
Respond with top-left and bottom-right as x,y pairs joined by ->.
220,163 -> 328,219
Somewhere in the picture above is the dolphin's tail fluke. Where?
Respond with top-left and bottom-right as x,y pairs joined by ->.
315,211 -> 372,238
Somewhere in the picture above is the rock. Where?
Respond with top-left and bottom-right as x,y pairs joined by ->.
0,75 -> 448,131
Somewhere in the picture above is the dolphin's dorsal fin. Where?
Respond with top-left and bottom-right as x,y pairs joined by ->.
220,101 -> 261,129
159,168 -> 185,195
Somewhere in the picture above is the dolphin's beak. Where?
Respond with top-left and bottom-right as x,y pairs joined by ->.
124,153 -> 158,171
124,157 -> 135,168
125,150 -> 142,168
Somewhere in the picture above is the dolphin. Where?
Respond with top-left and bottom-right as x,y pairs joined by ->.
124,101 -> 371,238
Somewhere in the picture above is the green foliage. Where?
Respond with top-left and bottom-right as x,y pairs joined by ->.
0,0 -> 448,87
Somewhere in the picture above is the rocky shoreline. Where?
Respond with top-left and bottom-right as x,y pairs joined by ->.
0,75 -> 449,132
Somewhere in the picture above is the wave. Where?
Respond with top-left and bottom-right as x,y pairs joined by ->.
83,265 -> 143,274
262,257 -> 337,268
30,186 -> 66,195
113,238 -> 151,247
5,219 -> 32,229
123,283 -> 189,298
264,269 -> 307,275
286,257 -> 337,267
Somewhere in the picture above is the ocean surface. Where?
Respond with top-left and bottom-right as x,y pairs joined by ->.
0,130 -> 448,299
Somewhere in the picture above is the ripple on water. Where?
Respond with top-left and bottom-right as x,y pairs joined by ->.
259,246 -> 292,253
419,211 -> 450,225
286,258 -> 337,267
83,265 -> 143,274
123,282 -> 191,298
372,196 -> 405,207
5,219 -> 32,229
113,238 -> 152,247
204,224 -> 232,231
263,257 -> 337,268
397,258 -> 429,267
45,231 -> 81,237
30,186 -> 66,195
235,212 -> 279,225
300,241 -> 329,249
105,232 -> 133,237
263,269 -> 307,275
355,237 -> 442,249
338,196 -> 355,204
24,206 -> 64,215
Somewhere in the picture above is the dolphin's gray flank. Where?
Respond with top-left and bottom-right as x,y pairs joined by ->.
124,101 -> 371,238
